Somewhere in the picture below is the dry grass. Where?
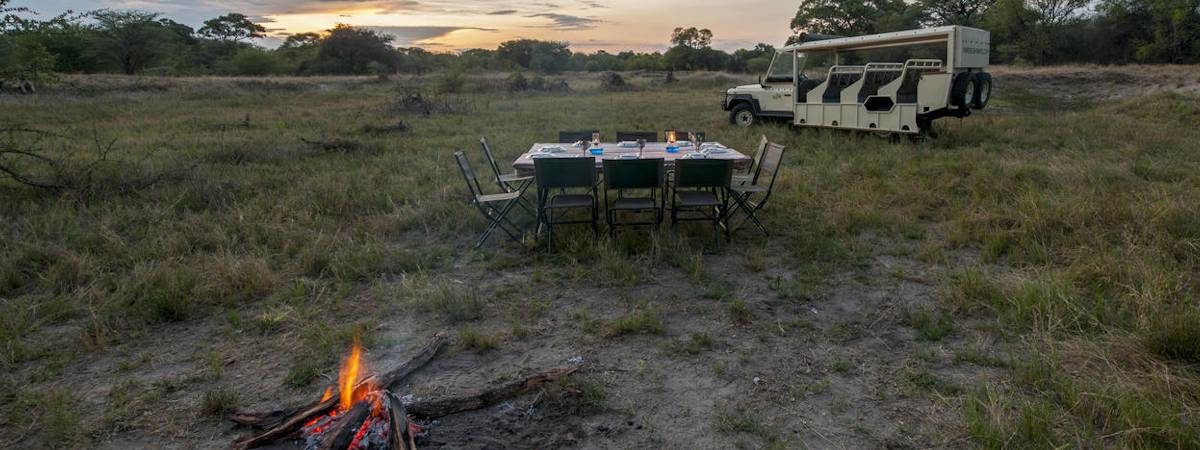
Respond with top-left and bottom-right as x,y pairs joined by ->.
0,67 -> 1198,447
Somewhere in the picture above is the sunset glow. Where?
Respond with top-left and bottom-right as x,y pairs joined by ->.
23,0 -> 799,52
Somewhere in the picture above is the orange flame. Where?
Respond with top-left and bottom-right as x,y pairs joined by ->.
320,387 -> 333,402
337,335 -> 369,411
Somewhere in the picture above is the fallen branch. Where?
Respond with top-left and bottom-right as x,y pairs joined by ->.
405,366 -> 579,419
230,332 -> 448,449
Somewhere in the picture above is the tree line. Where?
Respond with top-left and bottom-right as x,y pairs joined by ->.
2,0 -> 1198,81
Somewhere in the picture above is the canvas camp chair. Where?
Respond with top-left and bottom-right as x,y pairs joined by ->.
479,136 -> 535,215
728,141 -> 785,236
454,151 -> 528,248
602,158 -> 665,237
671,158 -> 732,250
732,135 -> 769,185
534,156 -> 599,251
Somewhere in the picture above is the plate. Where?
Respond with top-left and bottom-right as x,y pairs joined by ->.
702,148 -> 729,154
530,153 -> 554,159
538,146 -> 566,153
700,142 -> 726,149
676,141 -> 694,148
682,153 -> 707,159
617,154 -> 639,159
618,141 -> 639,148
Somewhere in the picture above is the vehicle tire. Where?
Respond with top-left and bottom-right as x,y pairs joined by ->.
730,103 -> 756,127
971,72 -> 992,110
951,72 -> 976,110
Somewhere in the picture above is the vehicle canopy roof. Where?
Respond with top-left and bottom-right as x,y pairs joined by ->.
781,25 -> 982,53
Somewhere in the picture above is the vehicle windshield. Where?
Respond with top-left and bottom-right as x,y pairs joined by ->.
764,51 -> 794,82
796,50 -> 835,81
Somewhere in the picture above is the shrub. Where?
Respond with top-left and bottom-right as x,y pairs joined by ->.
600,72 -> 628,90
226,48 -> 288,76
506,72 -> 529,92
435,71 -> 465,93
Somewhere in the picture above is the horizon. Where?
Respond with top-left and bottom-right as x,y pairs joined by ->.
16,0 -> 799,53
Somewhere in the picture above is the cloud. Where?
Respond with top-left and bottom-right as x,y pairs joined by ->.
487,9 -> 518,15
526,13 -> 599,30
365,25 -> 495,46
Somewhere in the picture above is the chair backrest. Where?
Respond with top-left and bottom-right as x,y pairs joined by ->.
534,157 -> 597,189
675,159 -> 731,189
603,158 -> 664,190
559,130 -> 598,143
454,151 -> 484,200
664,130 -> 705,143
747,135 -> 769,173
478,137 -> 504,181
616,131 -> 658,142
752,142 -> 786,191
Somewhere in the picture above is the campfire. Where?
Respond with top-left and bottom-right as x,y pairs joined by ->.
295,337 -> 417,450
231,332 -> 579,450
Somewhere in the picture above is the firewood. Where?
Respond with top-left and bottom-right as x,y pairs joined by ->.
385,391 -> 413,450
316,400 -> 371,450
230,331 -> 448,448
405,366 -> 578,419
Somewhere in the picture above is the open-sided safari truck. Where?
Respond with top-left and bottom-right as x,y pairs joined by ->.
722,26 -> 991,138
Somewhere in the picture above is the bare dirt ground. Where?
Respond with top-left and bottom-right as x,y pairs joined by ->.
5,65 -> 1196,449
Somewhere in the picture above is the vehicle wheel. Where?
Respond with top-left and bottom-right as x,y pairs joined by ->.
971,73 -> 992,110
951,73 -> 976,110
730,103 -> 756,127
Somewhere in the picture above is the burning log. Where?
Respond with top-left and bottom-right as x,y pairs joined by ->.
230,330 -> 581,450
316,400 -> 372,450
385,392 -> 415,450
231,332 -> 447,449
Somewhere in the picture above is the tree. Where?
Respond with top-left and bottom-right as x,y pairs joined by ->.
788,0 -> 924,42
281,32 -> 321,49
307,24 -> 396,74
91,10 -> 186,74
670,27 -> 713,49
919,0 -> 996,26
198,13 -> 266,43
496,39 -> 571,72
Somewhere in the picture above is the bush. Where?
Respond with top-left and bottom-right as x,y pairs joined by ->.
225,47 -> 287,76
435,71 -> 465,93
600,72 -> 628,91
506,72 -> 529,92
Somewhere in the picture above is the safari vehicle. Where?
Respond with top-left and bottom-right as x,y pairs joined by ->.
722,26 -> 992,138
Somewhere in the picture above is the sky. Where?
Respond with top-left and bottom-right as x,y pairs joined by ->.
16,0 -> 799,53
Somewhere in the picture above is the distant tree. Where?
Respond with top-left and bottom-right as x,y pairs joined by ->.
670,27 -> 713,49
496,39 -> 571,72
307,24 -> 396,74
91,10 -> 188,74
281,32 -> 321,49
199,13 -> 266,43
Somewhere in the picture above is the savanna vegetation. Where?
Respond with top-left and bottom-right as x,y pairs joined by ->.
1,67 -> 1198,448
4,0 -> 1200,85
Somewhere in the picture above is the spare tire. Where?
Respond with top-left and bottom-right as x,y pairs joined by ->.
971,72 -> 992,109
951,72 -> 975,110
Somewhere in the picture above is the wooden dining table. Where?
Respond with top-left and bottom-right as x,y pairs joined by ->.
512,142 -> 752,177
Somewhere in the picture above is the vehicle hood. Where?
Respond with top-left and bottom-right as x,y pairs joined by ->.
727,84 -> 762,93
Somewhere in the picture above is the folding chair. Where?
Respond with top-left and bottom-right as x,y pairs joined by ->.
603,158 -> 665,237
616,131 -> 658,142
671,158 -> 732,250
455,151 -> 528,248
479,137 -> 535,215
729,141 -> 785,236
534,156 -> 599,251
732,135 -> 769,185
559,130 -> 599,144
